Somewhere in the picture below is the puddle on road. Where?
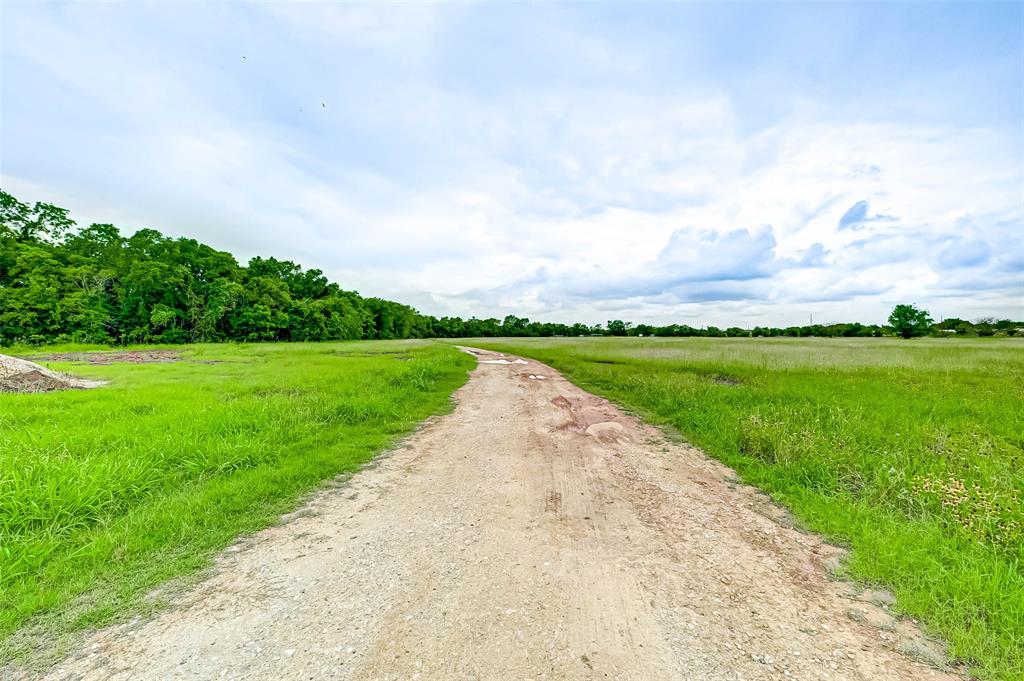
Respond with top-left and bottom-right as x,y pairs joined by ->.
480,359 -> 529,365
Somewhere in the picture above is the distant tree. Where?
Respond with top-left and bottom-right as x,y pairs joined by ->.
975,318 -> 996,337
935,317 -> 965,330
464,317 -> 501,337
607,320 -> 630,336
0,189 -> 75,243
888,304 -> 933,339
501,315 -> 529,336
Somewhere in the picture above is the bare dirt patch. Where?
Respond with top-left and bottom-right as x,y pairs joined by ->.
27,350 -> 182,364
20,348 -> 963,680
0,354 -> 105,393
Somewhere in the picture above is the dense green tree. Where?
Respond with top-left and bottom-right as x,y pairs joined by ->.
0,242 -> 66,343
606,320 -> 629,336
975,319 -> 996,337
1,189 -> 75,243
501,315 -> 529,336
888,304 -> 934,339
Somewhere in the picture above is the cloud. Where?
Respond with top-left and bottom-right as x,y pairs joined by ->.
838,201 -> 870,229
1,2 -> 1022,326
554,226 -> 778,302
465,225 -> 795,308
837,200 -> 898,230
936,238 -> 991,269
657,227 -> 778,283
786,242 -> 829,267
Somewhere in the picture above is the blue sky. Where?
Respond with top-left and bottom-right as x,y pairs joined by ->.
2,2 -> 1022,325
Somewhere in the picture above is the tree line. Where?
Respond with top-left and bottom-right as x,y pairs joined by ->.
1,190 -> 1019,346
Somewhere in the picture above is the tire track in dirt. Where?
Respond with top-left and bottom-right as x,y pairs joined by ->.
27,348 -> 958,680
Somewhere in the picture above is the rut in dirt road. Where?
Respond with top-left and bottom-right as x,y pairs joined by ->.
33,349 -> 956,681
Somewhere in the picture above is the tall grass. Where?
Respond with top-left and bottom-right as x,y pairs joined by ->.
464,336 -> 1024,681
0,340 -> 473,665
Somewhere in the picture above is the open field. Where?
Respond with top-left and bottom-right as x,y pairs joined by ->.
0,340 -> 472,665
3,336 -> 1021,680
463,336 -> 1024,680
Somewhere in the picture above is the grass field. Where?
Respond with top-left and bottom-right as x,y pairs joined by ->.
0,340 -> 473,665
463,336 -> 1023,680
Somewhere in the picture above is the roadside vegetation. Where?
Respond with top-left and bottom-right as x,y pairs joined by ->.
0,340 -> 473,665
464,336 -> 1023,680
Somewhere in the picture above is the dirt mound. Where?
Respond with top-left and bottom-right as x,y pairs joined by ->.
0,355 -> 105,393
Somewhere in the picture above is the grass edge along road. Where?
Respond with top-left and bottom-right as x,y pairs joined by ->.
462,336 -> 1023,681
0,340 -> 473,668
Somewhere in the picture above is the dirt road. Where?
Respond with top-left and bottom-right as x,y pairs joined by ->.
39,349 -> 954,680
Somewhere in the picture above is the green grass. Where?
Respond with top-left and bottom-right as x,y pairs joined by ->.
0,340 -> 473,666
460,336 -> 1023,680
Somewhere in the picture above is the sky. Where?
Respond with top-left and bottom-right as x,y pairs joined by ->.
2,2 -> 1022,327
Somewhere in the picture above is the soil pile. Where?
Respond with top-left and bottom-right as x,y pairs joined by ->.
0,354 -> 105,393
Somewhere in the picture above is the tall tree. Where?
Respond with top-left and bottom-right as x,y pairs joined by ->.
888,304 -> 934,339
